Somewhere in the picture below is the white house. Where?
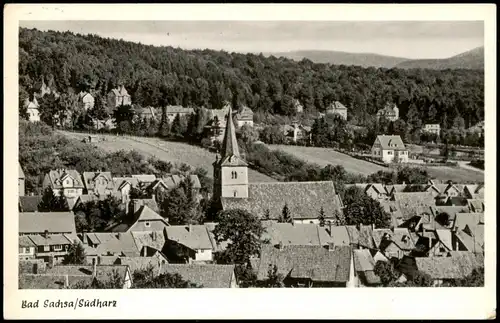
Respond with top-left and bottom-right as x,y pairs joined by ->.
423,124 -> 441,135
79,92 -> 95,111
371,135 -> 409,164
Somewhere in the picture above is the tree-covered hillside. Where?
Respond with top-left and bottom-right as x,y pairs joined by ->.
19,27 -> 484,128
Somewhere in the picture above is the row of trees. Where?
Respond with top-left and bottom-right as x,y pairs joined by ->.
20,27 -> 484,132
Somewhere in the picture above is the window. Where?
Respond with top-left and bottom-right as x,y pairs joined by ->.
43,246 -> 50,252
231,171 -> 238,179
53,245 -> 63,251
145,222 -> 151,228
387,151 -> 393,155
24,247 -> 31,253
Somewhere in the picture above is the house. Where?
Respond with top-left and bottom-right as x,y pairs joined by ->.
452,212 -> 484,232
293,99 -> 303,113
423,124 -> 441,135
160,264 -> 238,288
82,171 -> 115,196
392,192 -> 436,225
376,103 -> 399,121
164,225 -> 214,263
325,101 -> 348,120
234,105 -> 254,128
19,264 -> 133,289
364,183 -> 389,200
463,184 -> 484,200
107,85 -> 132,108
24,97 -> 41,122
26,233 -> 75,263
135,106 -> 160,121
454,225 -> 484,254
113,177 -> 140,203
466,199 -> 484,213
213,108 -> 343,223
371,135 -> 409,164
81,232 -> 141,263
261,222 -> 332,247
146,174 -> 202,202
165,105 -> 195,123
78,91 -> 95,111
372,228 -> 416,259
42,169 -> 84,200
352,249 -> 383,287
284,122 -> 312,143
125,205 -> 169,233
255,244 -> 354,287
412,252 -> 483,286
131,230 -> 167,257
19,236 -> 36,260
19,212 -> 77,236
19,163 -> 25,197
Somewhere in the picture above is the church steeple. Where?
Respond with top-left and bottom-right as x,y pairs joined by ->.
220,107 -> 240,159
212,105 -> 249,200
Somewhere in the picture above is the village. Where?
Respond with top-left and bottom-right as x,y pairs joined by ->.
16,24 -> 486,289
19,95 -> 485,288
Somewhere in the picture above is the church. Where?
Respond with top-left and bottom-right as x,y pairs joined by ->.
212,108 -> 344,224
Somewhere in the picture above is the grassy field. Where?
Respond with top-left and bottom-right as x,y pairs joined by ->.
268,144 -> 388,175
269,144 -> 484,183
59,131 -> 276,183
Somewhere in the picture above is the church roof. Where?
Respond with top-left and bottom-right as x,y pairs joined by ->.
221,181 -> 343,220
217,108 -> 247,167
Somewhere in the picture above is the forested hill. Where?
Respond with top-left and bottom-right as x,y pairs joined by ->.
19,27 -> 484,128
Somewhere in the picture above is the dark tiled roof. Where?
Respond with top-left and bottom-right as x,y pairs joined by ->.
345,226 -> 360,245
453,213 -> 484,231
131,231 -> 166,252
393,192 -> 436,221
221,181 -> 342,220
19,212 -> 76,234
256,244 -> 352,283
415,252 -> 483,279
19,274 -> 93,289
28,234 -> 74,246
261,222 -> 331,246
19,235 -> 36,247
82,232 -> 140,257
160,264 -> 235,288
19,195 -> 43,212
82,172 -> 115,191
46,169 -> 84,189
165,225 -> 213,250
118,257 -> 165,274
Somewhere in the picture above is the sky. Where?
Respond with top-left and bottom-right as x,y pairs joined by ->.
19,20 -> 484,59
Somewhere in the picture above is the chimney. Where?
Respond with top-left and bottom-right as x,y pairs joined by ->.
371,223 -> 375,231
117,232 -> 122,240
328,242 -> 335,251
64,275 -> 69,289
278,241 -> 283,250
43,230 -> 49,239
187,224 -> 192,233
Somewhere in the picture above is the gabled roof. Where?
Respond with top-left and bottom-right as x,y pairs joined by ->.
19,274 -> 93,289
256,245 -> 352,283
19,163 -> 25,179
27,234 -> 74,246
375,135 -> 406,150
453,212 -> 484,231
118,256 -> 165,274
110,85 -> 130,97
352,249 -> 382,285
165,225 -> 213,250
415,253 -> 483,279
234,106 -> 254,120
358,225 -> 376,249
19,212 -> 76,234
131,174 -> 157,183
435,229 -> 453,251
82,232 -> 140,257
159,174 -> 202,190
46,169 -> 84,189
345,226 -> 360,245
261,222 -> 331,246
130,231 -> 166,252
19,195 -> 43,212
455,226 -> 484,253
466,199 -> 485,213
113,177 -> 140,190
19,235 -> 36,247
393,192 -> 436,221
134,205 -> 164,222
160,264 -> 236,288
367,183 -> 387,195
327,101 -> 347,111
222,181 -> 343,220
82,172 -> 114,190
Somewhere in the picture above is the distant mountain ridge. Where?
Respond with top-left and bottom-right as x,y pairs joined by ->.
395,47 -> 484,70
264,50 -> 409,69
267,46 -> 484,70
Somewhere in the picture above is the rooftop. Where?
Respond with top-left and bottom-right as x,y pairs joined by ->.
19,212 -> 76,234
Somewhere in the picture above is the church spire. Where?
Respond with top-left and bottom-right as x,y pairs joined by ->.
220,107 -> 240,159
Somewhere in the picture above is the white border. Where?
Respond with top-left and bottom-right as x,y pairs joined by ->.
4,4 -> 497,319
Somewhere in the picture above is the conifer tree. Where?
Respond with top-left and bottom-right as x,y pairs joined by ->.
318,207 -> 326,226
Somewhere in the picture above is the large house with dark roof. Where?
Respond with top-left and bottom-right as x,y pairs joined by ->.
212,108 -> 344,223
42,169 -> 84,200
82,171 -> 115,196
371,135 -> 409,164
107,85 -> 132,108
325,101 -> 348,120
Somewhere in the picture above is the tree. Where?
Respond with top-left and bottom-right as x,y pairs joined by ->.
37,188 -> 68,212
374,260 -> 399,286
279,203 -> 292,223
435,212 -> 451,227
19,87 -> 30,121
452,116 -> 466,130
157,107 -> 171,138
342,186 -> 392,228
113,104 -> 135,133
62,240 -> 87,265
261,265 -> 285,288
160,181 -> 200,225
263,209 -> 271,221
213,208 -> 265,266
38,93 -> 62,129
318,207 -> 326,226
132,265 -> 200,288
